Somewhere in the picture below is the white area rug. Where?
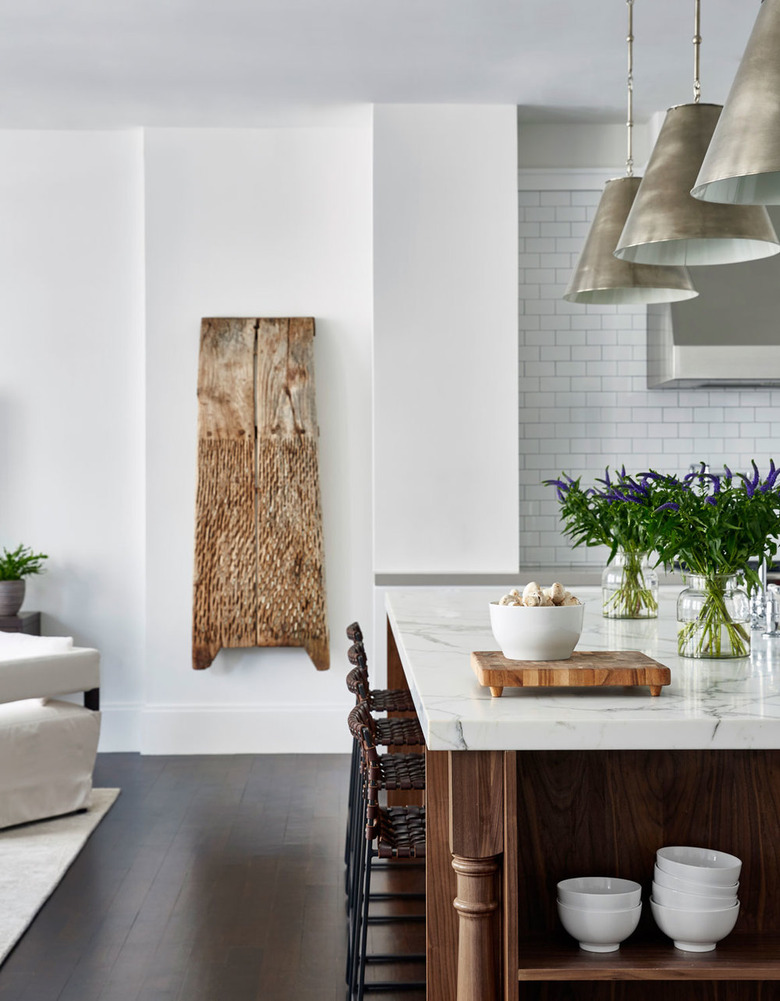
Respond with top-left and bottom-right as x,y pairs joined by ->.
0,788 -> 120,965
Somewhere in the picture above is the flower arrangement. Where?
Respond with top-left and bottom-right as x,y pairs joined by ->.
645,462 -> 780,657
546,461 -> 780,657
647,462 -> 780,586
544,468 -> 663,618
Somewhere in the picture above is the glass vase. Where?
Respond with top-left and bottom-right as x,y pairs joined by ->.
677,573 -> 750,659
601,549 -> 659,619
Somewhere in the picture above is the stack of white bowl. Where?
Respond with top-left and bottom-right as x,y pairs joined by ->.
650,846 -> 741,952
556,876 -> 642,953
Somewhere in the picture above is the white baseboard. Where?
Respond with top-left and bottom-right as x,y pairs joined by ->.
97,704 -> 143,752
97,703 -> 353,754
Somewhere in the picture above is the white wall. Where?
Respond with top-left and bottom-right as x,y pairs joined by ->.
373,105 -> 519,574
0,131 -> 146,739
142,120 -> 373,752
0,107 -> 522,751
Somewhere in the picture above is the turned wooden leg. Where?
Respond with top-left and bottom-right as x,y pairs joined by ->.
449,750 -> 504,1001
452,855 -> 500,1001
489,686 -> 503,698
650,685 -> 662,696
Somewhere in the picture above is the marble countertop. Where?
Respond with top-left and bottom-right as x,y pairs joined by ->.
385,585 -> 780,752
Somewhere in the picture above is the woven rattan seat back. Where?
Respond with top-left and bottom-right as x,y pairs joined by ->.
345,665 -> 370,701
349,702 -> 425,855
346,621 -> 364,644
347,702 -> 379,758
347,641 -> 368,669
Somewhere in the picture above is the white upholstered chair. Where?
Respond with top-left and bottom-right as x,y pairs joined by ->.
0,633 -> 100,829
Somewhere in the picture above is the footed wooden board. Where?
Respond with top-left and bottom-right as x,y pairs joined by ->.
471,650 -> 671,698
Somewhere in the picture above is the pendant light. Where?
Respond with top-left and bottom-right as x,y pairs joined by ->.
613,0 -> 780,266
563,0 -> 697,304
692,0 -> 780,205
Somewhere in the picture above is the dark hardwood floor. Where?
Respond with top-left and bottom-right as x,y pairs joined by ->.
0,754 -> 425,1001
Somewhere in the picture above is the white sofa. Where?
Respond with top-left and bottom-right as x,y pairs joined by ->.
0,637 -> 100,829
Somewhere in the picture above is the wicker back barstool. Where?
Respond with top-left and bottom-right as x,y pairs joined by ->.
346,702 -> 426,1000
343,622 -> 423,901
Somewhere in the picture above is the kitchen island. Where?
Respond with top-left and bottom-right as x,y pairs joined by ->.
385,586 -> 780,1001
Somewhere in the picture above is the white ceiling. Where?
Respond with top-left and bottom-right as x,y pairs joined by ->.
0,0 -> 761,128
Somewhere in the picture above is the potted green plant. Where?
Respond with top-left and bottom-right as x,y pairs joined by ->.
0,545 -> 48,616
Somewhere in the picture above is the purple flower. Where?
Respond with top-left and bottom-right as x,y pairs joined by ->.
596,468 -> 612,488
705,495 -> 718,505
655,502 -> 680,512
762,459 -> 779,493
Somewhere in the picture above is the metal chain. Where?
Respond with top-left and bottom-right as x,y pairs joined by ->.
626,0 -> 634,177
693,0 -> 702,103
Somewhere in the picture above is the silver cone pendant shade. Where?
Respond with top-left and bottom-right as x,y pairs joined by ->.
614,103 -> 780,266
692,0 -> 780,204
564,177 -> 697,304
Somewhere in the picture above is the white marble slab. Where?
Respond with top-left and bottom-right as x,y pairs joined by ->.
385,586 -> 780,752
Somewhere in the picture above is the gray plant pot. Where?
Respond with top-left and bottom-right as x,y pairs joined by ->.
0,580 -> 26,616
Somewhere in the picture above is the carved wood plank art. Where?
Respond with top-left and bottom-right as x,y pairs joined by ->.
193,317 -> 329,671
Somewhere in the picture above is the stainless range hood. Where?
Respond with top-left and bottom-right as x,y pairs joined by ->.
648,208 -> 780,388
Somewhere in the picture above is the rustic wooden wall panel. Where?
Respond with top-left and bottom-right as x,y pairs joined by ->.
193,319 -> 258,670
192,317 -> 329,671
255,318 -> 329,671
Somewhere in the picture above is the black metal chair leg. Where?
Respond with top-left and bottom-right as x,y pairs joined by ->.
356,846 -> 373,1001
346,828 -> 367,987
345,736 -> 358,868
345,742 -> 361,903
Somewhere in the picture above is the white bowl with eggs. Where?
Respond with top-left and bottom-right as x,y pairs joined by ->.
490,582 -> 584,661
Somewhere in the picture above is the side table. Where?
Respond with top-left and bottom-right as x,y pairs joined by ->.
0,611 -> 41,635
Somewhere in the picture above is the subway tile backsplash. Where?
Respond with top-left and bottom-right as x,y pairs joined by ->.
518,188 -> 780,568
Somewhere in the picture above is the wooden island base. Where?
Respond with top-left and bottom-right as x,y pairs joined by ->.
389,625 -> 780,1001
426,743 -> 780,1001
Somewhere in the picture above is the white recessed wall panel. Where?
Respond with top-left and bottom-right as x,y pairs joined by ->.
143,122 -> 372,752
0,131 -> 146,749
373,105 -> 519,573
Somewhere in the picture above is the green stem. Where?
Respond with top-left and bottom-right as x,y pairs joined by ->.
678,575 -> 750,658
602,550 -> 658,619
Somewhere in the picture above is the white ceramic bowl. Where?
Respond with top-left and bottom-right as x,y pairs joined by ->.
489,600 -> 585,661
557,876 -> 642,911
653,864 -> 738,897
650,897 -> 740,952
557,899 -> 642,953
656,846 -> 742,887
651,882 -> 737,911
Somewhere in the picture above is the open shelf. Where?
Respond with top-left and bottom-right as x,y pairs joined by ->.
517,934 -> 780,981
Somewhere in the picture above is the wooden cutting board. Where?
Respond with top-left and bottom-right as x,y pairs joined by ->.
471,650 -> 671,698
